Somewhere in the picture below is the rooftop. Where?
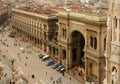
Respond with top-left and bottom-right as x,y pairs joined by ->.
16,5 -> 57,17
0,5 -> 7,10
57,11 -> 107,26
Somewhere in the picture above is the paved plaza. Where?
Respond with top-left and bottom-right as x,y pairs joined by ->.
0,25 -> 81,84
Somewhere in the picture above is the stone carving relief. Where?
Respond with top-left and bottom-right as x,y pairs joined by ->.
112,67 -> 117,84
12,66 -> 23,84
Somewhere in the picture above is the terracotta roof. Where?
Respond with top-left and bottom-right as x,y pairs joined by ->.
69,5 -> 79,10
43,9 -> 52,14
17,6 -> 56,16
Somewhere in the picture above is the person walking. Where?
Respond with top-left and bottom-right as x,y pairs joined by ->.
50,77 -> 53,81
69,77 -> 71,80
53,81 -> 55,84
46,72 -> 47,75
61,71 -> 64,76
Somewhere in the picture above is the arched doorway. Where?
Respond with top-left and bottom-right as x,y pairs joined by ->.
71,31 -> 85,68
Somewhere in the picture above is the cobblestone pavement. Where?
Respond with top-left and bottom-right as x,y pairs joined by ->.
0,26 -> 81,84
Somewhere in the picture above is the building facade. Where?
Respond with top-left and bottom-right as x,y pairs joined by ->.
57,11 -> 107,84
105,0 -> 120,84
12,7 -> 107,84
12,8 -> 59,61
0,5 -> 8,25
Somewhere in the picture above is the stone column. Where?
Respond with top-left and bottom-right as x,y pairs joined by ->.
58,45 -> 62,64
105,16 -> 112,84
46,46 -> 49,54
69,47 -> 72,69
112,19 -> 115,41
66,49 -> 69,72
51,47 -> 53,57
98,60 -> 101,84
42,43 -> 44,51
85,57 -> 88,81
66,46 -> 72,71
117,19 -> 119,43
54,48 -> 57,58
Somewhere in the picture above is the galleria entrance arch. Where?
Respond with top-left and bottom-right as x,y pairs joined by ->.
70,30 -> 85,68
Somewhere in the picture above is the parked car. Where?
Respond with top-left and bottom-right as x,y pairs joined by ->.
56,65 -> 63,71
52,64 -> 59,69
60,67 -> 65,73
46,59 -> 54,66
41,55 -> 49,61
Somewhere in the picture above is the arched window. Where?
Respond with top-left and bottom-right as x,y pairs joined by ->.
64,29 -> 67,39
104,37 -> 106,50
90,36 -> 97,49
62,28 -> 64,38
115,17 -> 117,29
94,37 -> 97,49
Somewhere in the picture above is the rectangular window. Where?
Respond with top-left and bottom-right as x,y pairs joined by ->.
94,37 -> 97,49
90,36 -> 93,48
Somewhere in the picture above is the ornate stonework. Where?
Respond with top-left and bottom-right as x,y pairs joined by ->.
106,0 -> 120,84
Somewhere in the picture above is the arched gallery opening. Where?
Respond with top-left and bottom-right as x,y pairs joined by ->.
70,31 -> 85,69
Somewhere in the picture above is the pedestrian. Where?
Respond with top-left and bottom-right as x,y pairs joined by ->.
6,44 -> 8,47
53,81 -> 55,84
50,77 -> 53,81
25,63 -> 27,66
56,80 -> 58,84
32,74 -> 35,78
3,55 -> 6,58
4,73 -> 7,77
11,60 -> 14,65
26,56 -> 28,59
62,71 -> 64,76
46,72 -> 48,75
10,80 -> 11,84
69,77 -> 71,80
